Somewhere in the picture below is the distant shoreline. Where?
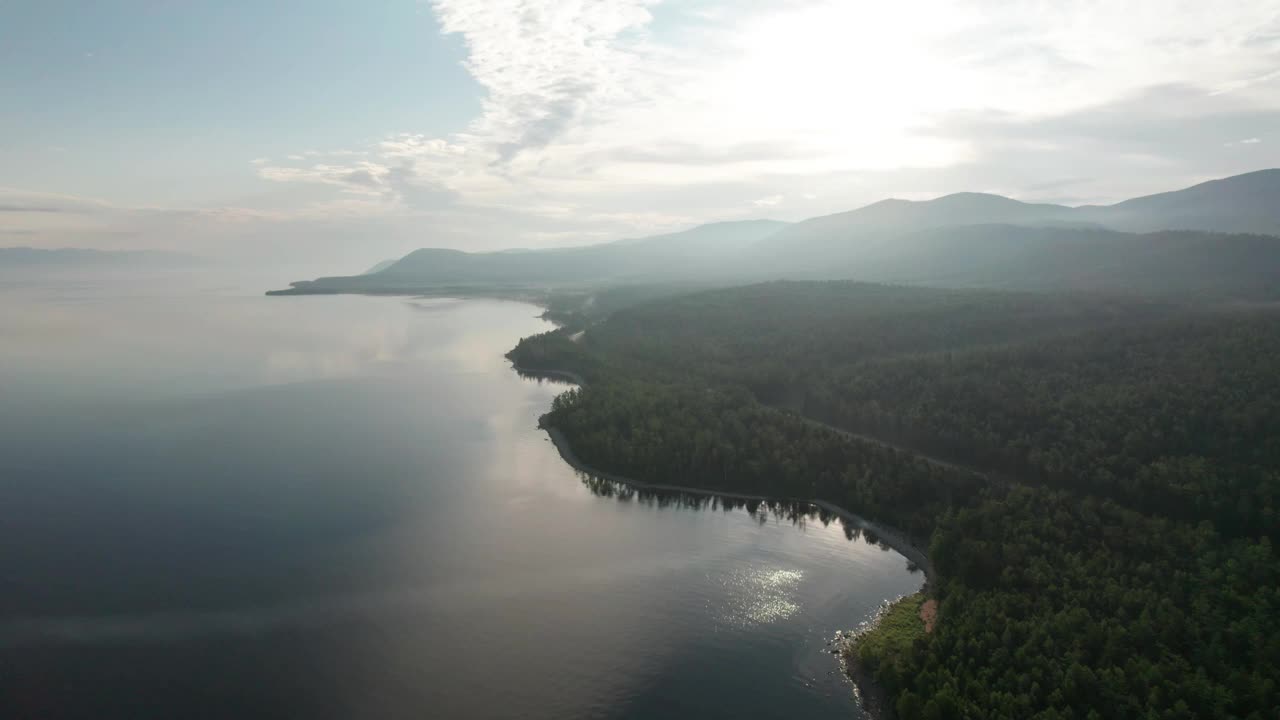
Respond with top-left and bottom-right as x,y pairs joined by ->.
514,360 -> 933,720
264,283 -> 554,306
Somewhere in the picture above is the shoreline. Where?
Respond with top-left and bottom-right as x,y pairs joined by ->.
840,593 -> 924,720
541,422 -> 926,720
511,365 -> 587,386
515,361 -> 934,585
514,359 -> 935,720
540,423 -> 934,585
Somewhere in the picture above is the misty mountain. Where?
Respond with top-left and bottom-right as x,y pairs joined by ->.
745,169 -> 1280,270
1076,169 -> 1280,235
271,169 -> 1280,299
364,258 -> 399,274
383,220 -> 789,282
0,247 -> 199,268
842,225 -> 1280,298
750,192 -> 1080,269
273,220 -> 789,294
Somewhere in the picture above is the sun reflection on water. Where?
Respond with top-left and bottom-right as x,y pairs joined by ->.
714,567 -> 805,628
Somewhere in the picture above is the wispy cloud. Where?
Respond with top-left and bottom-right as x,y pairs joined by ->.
9,0 -> 1280,261
432,0 -> 659,163
252,1 -> 1280,233
0,188 -> 116,215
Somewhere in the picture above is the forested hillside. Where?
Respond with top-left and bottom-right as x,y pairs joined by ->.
1078,169 -> 1280,235
510,281 -> 1280,719
822,227 -> 1280,296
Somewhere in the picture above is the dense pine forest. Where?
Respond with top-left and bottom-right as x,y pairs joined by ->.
509,281 -> 1280,719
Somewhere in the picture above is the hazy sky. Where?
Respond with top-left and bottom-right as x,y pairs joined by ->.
3,0 -> 1279,267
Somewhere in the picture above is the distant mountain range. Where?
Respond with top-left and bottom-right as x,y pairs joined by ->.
1079,169 -> 1280,235
269,169 -> 1280,299
835,225 -> 1280,297
0,247 -> 199,268
755,169 -> 1280,271
274,220 -> 788,294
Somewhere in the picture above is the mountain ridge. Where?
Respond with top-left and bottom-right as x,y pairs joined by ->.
269,169 -> 1280,298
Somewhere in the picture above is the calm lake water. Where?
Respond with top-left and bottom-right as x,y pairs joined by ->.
0,271 -> 923,719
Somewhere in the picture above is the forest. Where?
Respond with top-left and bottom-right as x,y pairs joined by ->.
509,281 -> 1280,719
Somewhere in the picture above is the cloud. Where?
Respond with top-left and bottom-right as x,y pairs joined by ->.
599,141 -> 804,168
908,83 -> 1280,202
257,142 -> 463,212
0,187 -> 311,258
248,2 -> 1280,233
431,0 -> 658,164
10,1 -> 1280,263
0,204 -> 63,213
340,169 -> 382,188
0,188 -> 113,215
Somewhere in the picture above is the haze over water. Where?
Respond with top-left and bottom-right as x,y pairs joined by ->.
0,272 -> 922,719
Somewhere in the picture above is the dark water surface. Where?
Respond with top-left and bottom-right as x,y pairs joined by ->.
0,272 -> 923,719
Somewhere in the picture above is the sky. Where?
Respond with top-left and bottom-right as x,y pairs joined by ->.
2,0 -> 1279,269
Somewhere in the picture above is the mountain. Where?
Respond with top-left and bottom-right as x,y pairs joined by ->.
0,247 -> 198,268
382,219 -> 789,282
746,169 -> 1280,272
746,192 -> 1084,272
842,225 -> 1280,298
775,192 -> 1078,242
1076,169 -> 1280,235
270,169 -> 1280,299
363,258 -> 398,274
271,220 -> 788,294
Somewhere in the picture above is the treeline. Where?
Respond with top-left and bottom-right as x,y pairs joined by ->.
545,381 -> 983,539
516,280 -> 1280,718
539,282 -> 1279,538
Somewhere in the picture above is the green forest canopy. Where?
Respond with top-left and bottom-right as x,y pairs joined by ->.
510,281 -> 1279,719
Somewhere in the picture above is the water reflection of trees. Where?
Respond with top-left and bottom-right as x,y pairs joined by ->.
512,367 -> 579,386
578,471 -> 897,553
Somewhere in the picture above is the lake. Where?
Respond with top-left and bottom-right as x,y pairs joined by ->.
0,271 -> 923,719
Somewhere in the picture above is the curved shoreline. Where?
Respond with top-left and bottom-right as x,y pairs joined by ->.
515,359 -> 935,719
540,423 -> 926,720
540,424 -> 934,586
512,361 -> 934,586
